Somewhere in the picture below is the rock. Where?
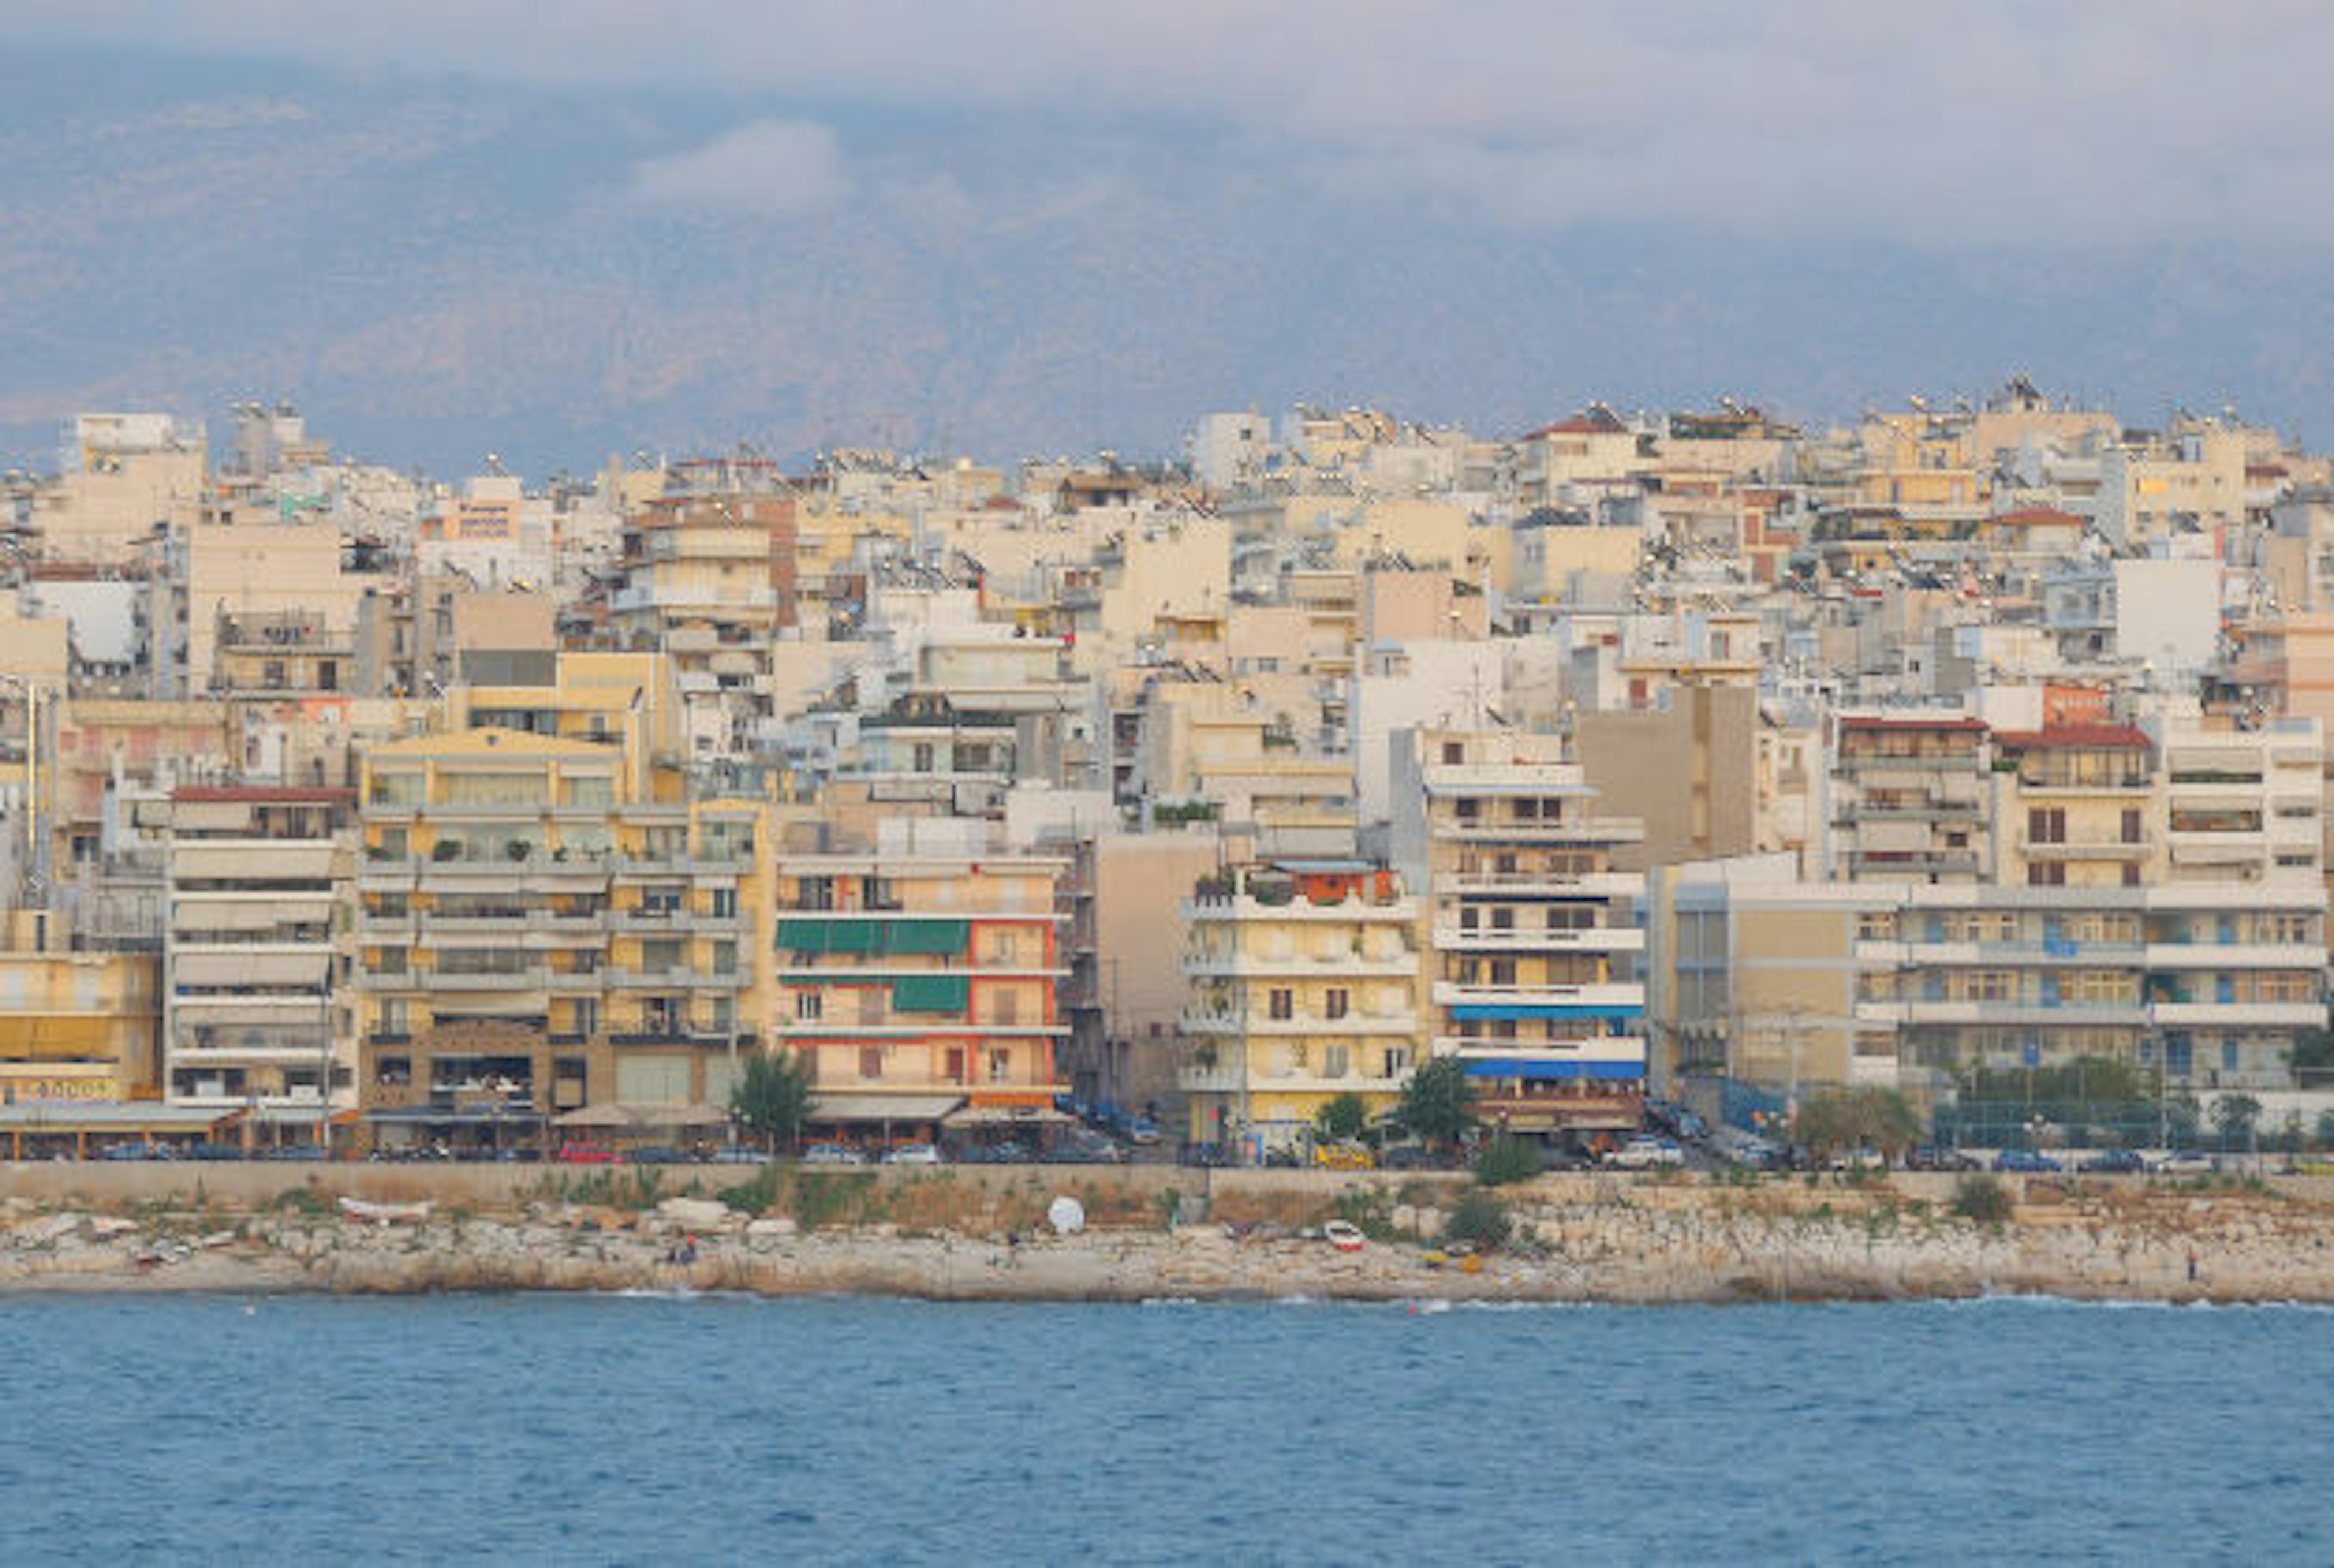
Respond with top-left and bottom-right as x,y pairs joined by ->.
656,1197 -> 735,1229
89,1217 -> 139,1239
746,1217 -> 797,1239
20,1213 -> 87,1245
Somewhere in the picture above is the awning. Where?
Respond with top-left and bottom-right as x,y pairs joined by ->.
890,974 -> 968,1013
554,1102 -> 637,1129
366,1107 -> 548,1126
1450,1004 -> 1645,1022
775,918 -> 833,954
806,1093 -> 962,1125
882,919 -> 968,955
1460,1059 -> 1642,1081
942,1104 -> 1074,1128
632,1102 -> 729,1128
0,1103 -> 233,1133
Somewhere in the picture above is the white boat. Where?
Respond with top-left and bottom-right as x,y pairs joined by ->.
337,1196 -> 432,1224
1322,1219 -> 1367,1253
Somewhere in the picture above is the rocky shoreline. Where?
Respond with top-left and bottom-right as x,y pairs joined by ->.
9,1169 -> 2334,1305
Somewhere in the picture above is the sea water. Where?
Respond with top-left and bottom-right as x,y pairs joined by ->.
1,1294 -> 2324,1564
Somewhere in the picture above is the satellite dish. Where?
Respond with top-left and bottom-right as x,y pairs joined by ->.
1047,1196 -> 1086,1236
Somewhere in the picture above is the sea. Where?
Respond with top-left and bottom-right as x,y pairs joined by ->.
1,1293 -> 2323,1565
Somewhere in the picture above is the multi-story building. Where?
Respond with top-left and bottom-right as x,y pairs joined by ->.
1991,724 -> 2155,889
771,818 -> 1068,1148
1825,712 -> 1991,883
162,785 -> 354,1135
356,728 -> 761,1153
1391,727 -> 1647,1143
1177,860 -> 1420,1159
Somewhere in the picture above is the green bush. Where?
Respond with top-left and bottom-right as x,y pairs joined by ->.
1444,1189 -> 1512,1250
1950,1174 -> 2012,1225
1472,1133 -> 1543,1188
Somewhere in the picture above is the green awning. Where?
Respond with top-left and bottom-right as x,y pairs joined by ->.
883,918 -> 968,955
774,919 -> 831,954
828,923 -> 881,955
890,974 -> 969,1013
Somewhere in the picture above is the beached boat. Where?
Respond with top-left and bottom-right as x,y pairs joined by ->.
338,1197 -> 432,1225
1322,1220 -> 1366,1253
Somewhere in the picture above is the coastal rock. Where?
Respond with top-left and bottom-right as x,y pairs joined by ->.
656,1198 -> 735,1229
747,1217 -> 798,1240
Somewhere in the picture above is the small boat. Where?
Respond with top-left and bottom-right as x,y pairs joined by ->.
1322,1220 -> 1367,1253
338,1196 -> 432,1225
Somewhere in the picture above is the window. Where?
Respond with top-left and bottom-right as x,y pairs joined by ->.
2029,862 -> 2066,886
2028,808 -> 2065,845
2122,808 -> 2143,844
859,1047 -> 884,1081
1442,741 -> 1465,765
1489,958 -> 1516,986
1269,988 -> 1293,1020
1324,1045 -> 1351,1077
988,1049 -> 1011,1084
709,887 -> 737,919
794,992 -> 822,1021
1325,988 -> 1349,1020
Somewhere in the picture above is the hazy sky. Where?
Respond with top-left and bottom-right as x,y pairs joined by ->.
7,4 -> 2333,474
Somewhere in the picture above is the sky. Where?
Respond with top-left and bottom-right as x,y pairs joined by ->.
6,3 -> 2334,476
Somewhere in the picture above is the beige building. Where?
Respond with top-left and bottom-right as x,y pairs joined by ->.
1178,861 -> 1421,1159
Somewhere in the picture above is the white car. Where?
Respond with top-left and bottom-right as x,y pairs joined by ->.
1605,1136 -> 1685,1170
883,1142 -> 943,1166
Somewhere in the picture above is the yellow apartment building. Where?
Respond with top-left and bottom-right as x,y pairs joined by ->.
1177,861 -> 1421,1160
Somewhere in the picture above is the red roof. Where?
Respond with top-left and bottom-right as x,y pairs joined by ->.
1525,407 -> 1629,439
1838,715 -> 1988,732
1991,725 -> 2151,750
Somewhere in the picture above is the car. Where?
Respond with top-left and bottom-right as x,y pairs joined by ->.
1124,1117 -> 1162,1146
556,1143 -> 621,1165
100,1141 -> 166,1161
1377,1144 -> 1444,1171
802,1143 -> 868,1166
1992,1149 -> 2064,1173
1313,1141 -> 1376,1171
1825,1147 -> 1887,1172
2152,1150 -> 2218,1175
1904,1146 -> 1981,1172
2077,1149 -> 2147,1175
883,1142 -> 943,1166
264,1144 -> 331,1162
1604,1136 -> 1685,1170
1042,1132 -> 1126,1165
709,1146 -> 773,1164
627,1146 -> 688,1165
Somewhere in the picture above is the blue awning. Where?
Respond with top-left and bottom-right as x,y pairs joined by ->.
1450,1003 -> 1645,1022
1460,1059 -> 1642,1082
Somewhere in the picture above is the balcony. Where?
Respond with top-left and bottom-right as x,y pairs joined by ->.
1430,981 -> 1644,1013
1431,925 -> 1643,954
1431,870 -> 1640,898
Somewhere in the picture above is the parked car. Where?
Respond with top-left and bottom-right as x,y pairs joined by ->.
1043,1132 -> 1126,1165
1605,1136 -> 1685,1170
1904,1145 -> 1981,1172
556,1143 -> 621,1165
2152,1150 -> 2218,1175
1313,1141 -> 1376,1171
99,1141 -> 168,1161
709,1146 -> 773,1164
883,1142 -> 943,1166
1993,1149 -> 2064,1173
627,1146 -> 688,1165
2078,1149 -> 2147,1175
1124,1117 -> 1162,1146
1825,1147 -> 1887,1172
802,1143 -> 868,1166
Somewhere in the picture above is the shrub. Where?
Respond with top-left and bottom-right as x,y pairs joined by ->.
1472,1133 -> 1543,1188
1950,1174 -> 2012,1225
1444,1189 -> 1512,1250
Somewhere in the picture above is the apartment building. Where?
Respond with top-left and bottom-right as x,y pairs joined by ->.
162,785 -> 354,1135
356,728 -> 760,1153
1177,861 -> 1420,1160
771,819 -> 1068,1147
1391,727 -> 1647,1142
1825,712 -> 1991,883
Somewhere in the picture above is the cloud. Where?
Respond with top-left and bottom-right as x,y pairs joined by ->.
627,119 -> 845,216
22,1 -> 2334,247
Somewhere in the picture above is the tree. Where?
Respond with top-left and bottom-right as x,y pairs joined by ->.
1314,1093 -> 1368,1144
1792,1086 -> 1921,1163
1396,1057 -> 1477,1150
730,1048 -> 816,1154
1473,1133 -> 1543,1187
2211,1093 -> 2263,1152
